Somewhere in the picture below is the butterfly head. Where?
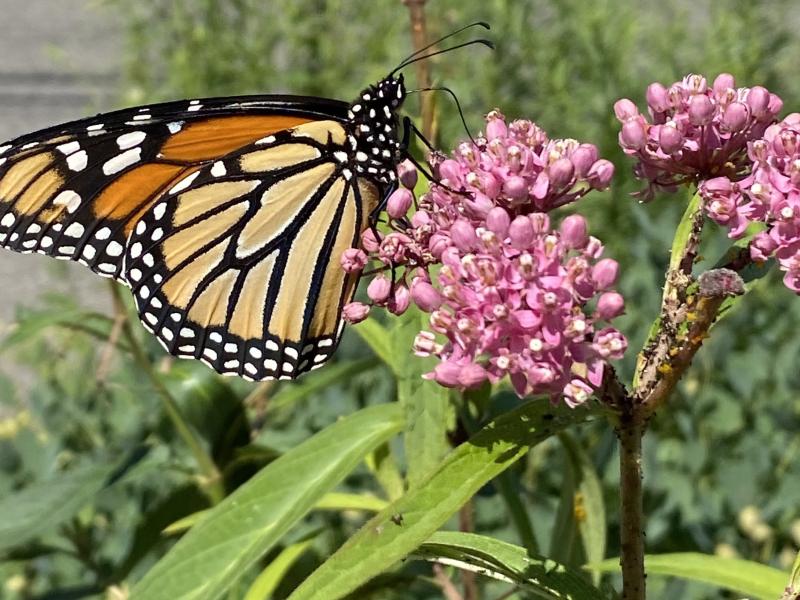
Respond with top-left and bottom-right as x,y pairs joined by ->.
347,74 -> 407,185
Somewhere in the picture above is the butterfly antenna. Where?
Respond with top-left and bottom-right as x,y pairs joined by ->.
393,21 -> 490,72
393,39 -> 494,75
408,86 -> 478,145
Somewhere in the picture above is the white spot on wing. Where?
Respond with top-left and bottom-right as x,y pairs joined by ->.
248,347 -> 262,359
67,150 -> 88,172
169,171 -> 200,194
129,268 -> 142,281
95,227 -> 111,240
106,241 -> 124,257
0,214 -> 13,227
103,148 -> 142,175
52,190 -> 82,214
117,131 -> 147,150
129,241 -> 142,258
82,245 -> 96,260
26,223 -> 41,235
209,332 -> 223,343
56,141 -> 81,155
153,203 -> 167,220
64,222 -> 84,238
210,161 -> 226,177
167,121 -> 184,133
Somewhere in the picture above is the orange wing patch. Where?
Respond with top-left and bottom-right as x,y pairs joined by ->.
160,115 -> 313,162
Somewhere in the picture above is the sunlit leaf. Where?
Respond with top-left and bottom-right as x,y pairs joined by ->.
130,403 -> 403,600
287,398 -> 596,600
590,553 -> 786,599
417,531 -> 613,599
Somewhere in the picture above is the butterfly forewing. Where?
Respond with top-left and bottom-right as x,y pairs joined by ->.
124,120 -> 380,380
0,96 -> 349,281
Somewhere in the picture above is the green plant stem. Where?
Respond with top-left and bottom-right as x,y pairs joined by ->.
109,283 -> 224,504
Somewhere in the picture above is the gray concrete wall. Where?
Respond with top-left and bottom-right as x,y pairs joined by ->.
0,1 -> 124,327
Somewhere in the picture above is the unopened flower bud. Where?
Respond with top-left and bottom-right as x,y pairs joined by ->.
508,215 -> 534,249
614,98 -> 639,121
721,102 -> 749,132
342,302 -> 370,323
659,123 -> 684,154
587,160 -> 614,189
596,292 -> 625,320
486,207 -> 511,236
438,159 -> 462,183
429,361 -> 462,387
463,191 -> 494,219
459,362 -> 488,387
388,284 -> 411,315
560,214 -> 589,249
411,279 -> 442,312
713,73 -> 736,98
646,82 -> 670,113
386,188 -> 413,219
503,175 -> 528,199
768,93 -> 783,116
340,248 -> 368,272
361,228 -> 380,252
450,219 -> 478,251
592,258 -> 619,289
747,86 -> 771,120
367,275 -> 392,304
571,144 -> 598,177
397,159 -> 418,189
411,209 -> 431,228
549,158 -> 574,189
688,94 -> 715,126
620,119 -> 647,150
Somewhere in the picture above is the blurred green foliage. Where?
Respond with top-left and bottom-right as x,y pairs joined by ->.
2,0 -> 800,598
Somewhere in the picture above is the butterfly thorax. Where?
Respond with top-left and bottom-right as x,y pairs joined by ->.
346,74 -> 406,185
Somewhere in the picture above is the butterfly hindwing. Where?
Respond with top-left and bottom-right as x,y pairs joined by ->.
125,120 -> 381,380
0,96 -> 349,281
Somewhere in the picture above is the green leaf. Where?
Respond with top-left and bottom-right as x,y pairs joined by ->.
559,433 -> 606,576
0,462 -> 118,554
590,553 -> 786,599
268,357 -> 380,414
287,398 -> 596,600
352,319 -> 395,374
243,539 -> 316,600
130,403 -> 404,600
416,531 -> 613,599
163,493 -> 389,536
365,442 -> 405,501
314,492 -> 388,513
393,308 -> 453,488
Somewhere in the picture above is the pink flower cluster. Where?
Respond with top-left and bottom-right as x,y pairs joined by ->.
342,111 -> 627,405
615,73 -> 782,199
700,114 -> 800,292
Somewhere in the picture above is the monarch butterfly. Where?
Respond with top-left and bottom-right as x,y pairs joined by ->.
0,24 -> 490,381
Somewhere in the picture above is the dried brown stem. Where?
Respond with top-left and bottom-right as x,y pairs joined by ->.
402,0 -> 436,141
618,410 -> 645,600
432,563 -> 465,600
458,501 -> 478,600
